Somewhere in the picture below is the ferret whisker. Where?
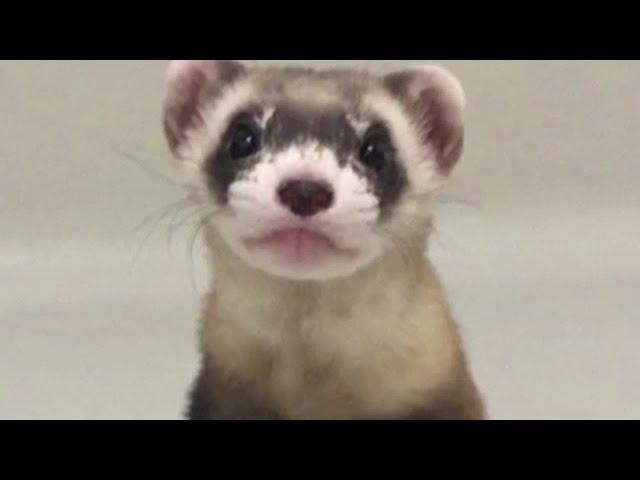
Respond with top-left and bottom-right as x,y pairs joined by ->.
436,195 -> 481,210
131,198 -> 192,235
107,140 -> 184,189
332,207 -> 379,217
429,221 -> 469,256
166,204 -> 212,250
407,192 -> 481,210
230,203 -> 273,216
186,215 -> 212,294
381,231 -> 413,272
130,198 -> 200,268
54,120 -> 182,190
229,198 -> 270,209
228,195 -> 272,208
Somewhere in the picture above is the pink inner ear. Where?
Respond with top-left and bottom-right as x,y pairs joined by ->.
163,60 -> 246,157
417,86 -> 464,173
164,68 -> 208,152
385,66 -> 465,173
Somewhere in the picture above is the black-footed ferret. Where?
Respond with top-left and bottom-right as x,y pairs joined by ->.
162,60 -> 486,420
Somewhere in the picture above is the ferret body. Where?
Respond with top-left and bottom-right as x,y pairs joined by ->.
162,61 -> 485,420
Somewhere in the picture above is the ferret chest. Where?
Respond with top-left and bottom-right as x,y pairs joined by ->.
205,268 -> 458,419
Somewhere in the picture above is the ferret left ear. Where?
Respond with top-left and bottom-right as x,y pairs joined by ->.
163,60 -> 246,158
384,65 -> 465,173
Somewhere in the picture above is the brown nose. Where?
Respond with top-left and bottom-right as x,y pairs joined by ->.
277,180 -> 334,217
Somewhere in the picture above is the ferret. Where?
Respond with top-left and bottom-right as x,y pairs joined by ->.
162,60 -> 486,420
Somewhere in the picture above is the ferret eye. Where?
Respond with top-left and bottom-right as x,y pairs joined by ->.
228,122 -> 261,159
359,136 -> 389,171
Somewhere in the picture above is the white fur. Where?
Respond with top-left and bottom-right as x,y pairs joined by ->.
361,90 -> 447,198
176,79 -> 259,202
176,78 -> 256,166
217,142 -> 383,280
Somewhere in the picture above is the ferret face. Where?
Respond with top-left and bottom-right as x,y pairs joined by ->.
163,61 -> 466,280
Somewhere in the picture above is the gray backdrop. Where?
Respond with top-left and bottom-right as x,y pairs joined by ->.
1,60 -> 638,419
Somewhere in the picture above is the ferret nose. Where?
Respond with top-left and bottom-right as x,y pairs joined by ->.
277,180 -> 334,217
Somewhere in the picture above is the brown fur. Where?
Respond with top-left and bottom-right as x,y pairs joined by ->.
186,230 -> 486,421
188,353 -> 485,420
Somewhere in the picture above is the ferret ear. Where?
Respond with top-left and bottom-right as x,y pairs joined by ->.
384,65 -> 465,173
163,60 -> 246,158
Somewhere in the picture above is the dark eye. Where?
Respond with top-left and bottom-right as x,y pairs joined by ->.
228,122 -> 261,159
359,135 -> 390,171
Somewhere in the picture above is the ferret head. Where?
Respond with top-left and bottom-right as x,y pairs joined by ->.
163,61 -> 465,280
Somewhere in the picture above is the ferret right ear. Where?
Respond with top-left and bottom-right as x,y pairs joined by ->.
163,60 -> 246,158
384,65 -> 466,173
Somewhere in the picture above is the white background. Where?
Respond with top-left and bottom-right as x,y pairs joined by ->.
1,60 -> 639,419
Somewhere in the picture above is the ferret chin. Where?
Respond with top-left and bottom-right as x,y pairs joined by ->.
162,60 -> 486,420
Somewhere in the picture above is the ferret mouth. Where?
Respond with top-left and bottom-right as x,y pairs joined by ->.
244,227 -> 356,263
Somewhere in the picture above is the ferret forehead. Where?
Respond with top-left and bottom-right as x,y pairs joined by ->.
204,67 -> 392,130
261,101 -> 361,157
250,67 -> 380,108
